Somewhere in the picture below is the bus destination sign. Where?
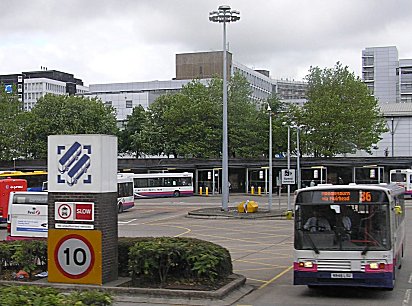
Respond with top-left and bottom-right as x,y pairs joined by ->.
297,190 -> 387,204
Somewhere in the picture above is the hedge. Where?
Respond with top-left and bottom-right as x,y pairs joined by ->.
1,237 -> 233,287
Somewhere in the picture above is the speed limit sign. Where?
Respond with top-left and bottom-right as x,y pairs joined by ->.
48,229 -> 102,284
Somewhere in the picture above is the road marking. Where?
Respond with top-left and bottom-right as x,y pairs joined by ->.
246,277 -> 266,283
403,289 -> 411,306
258,265 -> 293,290
409,272 -> 412,283
118,219 -> 137,224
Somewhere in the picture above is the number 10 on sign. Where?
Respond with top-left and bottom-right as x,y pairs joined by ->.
48,229 -> 102,285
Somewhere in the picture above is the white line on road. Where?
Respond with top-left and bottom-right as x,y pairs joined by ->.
118,219 -> 137,224
403,289 -> 411,306
409,272 -> 412,283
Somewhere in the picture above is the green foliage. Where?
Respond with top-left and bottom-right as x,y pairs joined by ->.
0,285 -> 64,306
301,62 -> 388,157
10,240 -> 47,277
128,237 -> 232,287
0,85 -> 24,161
137,74 -> 270,158
0,242 -> 20,273
64,289 -> 113,305
22,94 -> 119,159
117,237 -> 154,277
0,286 -> 112,306
118,105 -> 147,156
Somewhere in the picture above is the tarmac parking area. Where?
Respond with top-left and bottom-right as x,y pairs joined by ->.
118,199 -> 295,289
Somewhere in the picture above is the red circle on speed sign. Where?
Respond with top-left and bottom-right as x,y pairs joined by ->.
54,234 -> 95,279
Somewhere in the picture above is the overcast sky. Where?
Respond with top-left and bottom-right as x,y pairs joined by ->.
1,0 -> 412,85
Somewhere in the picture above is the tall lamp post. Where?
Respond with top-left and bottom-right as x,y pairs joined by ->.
209,5 -> 240,211
291,124 -> 303,190
287,125 -> 291,211
268,105 -> 273,211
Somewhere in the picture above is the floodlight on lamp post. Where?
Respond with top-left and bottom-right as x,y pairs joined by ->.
209,5 -> 240,211
268,105 -> 273,211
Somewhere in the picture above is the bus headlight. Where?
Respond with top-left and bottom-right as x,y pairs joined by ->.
299,261 -> 314,268
369,262 -> 385,270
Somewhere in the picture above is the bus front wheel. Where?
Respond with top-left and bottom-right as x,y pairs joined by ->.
118,203 -> 124,213
173,191 -> 180,197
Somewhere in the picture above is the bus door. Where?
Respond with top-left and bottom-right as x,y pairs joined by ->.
0,178 -> 27,222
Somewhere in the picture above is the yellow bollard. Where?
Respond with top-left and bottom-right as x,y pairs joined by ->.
205,187 -> 209,196
251,186 -> 255,195
258,186 -> 261,196
199,187 -> 203,195
285,210 -> 293,220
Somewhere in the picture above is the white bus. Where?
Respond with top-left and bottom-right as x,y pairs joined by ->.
118,172 -> 194,198
293,183 -> 405,289
117,175 -> 135,212
6,192 -> 48,240
6,177 -> 134,240
389,169 -> 412,198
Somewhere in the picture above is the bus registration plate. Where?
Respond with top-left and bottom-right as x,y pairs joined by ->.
331,273 -> 353,279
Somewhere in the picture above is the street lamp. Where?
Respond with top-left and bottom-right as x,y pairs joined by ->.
268,105 -> 273,211
209,5 -> 240,211
287,125 -> 291,211
291,124 -> 304,190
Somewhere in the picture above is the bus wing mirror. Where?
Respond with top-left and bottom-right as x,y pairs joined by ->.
394,205 -> 402,215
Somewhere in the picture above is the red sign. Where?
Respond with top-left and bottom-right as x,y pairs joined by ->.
75,204 -> 93,221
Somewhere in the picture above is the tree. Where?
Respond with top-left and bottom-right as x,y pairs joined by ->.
301,62 -> 387,157
23,94 -> 118,159
139,81 -> 222,158
0,86 -> 24,161
227,73 -> 267,158
118,105 -> 146,157
136,74 -> 271,159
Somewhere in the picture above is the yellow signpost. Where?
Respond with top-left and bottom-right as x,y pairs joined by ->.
48,229 -> 102,285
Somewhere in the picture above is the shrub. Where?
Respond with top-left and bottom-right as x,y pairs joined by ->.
118,237 -> 153,277
128,237 -> 232,287
0,285 -> 112,306
64,289 -> 113,305
0,240 -> 47,277
11,240 -> 47,277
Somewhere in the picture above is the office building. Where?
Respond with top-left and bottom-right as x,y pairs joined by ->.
362,46 -> 412,104
176,51 -> 307,106
0,69 -> 88,111
85,79 -> 210,126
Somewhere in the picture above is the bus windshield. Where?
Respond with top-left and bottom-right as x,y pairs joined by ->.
295,190 -> 391,252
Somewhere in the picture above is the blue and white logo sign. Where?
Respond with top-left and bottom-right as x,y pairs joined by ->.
48,135 -> 117,193
57,141 -> 92,187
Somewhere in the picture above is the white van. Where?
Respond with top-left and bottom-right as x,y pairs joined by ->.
6,192 -> 48,240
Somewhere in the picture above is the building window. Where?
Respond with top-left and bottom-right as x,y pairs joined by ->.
126,100 -> 133,108
105,101 -> 112,107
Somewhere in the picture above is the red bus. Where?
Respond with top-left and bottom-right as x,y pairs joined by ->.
0,178 -> 27,222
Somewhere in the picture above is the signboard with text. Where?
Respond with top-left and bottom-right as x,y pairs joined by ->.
282,169 -> 296,185
55,202 -> 94,222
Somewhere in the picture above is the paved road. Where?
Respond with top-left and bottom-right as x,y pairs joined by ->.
118,195 -> 412,306
2,194 -> 411,305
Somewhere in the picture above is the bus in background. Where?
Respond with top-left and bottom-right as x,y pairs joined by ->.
0,178 -> 27,223
389,169 -> 412,198
6,192 -> 48,240
7,176 -> 134,240
0,171 -> 47,192
294,183 -> 405,289
119,172 -> 194,198
117,175 -> 135,213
